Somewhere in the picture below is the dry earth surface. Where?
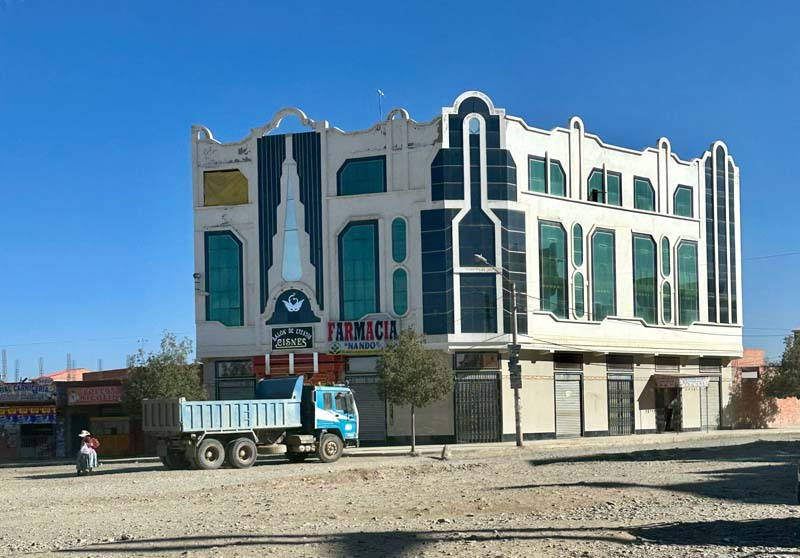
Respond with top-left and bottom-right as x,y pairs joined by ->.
0,433 -> 798,558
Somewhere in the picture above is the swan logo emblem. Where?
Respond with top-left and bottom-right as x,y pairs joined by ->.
282,293 -> 304,313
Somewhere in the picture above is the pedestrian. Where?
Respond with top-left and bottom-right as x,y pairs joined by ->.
76,430 -> 99,475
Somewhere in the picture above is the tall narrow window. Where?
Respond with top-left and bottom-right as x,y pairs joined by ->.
572,223 -> 583,267
662,282 -> 672,324
592,230 -> 616,321
339,221 -> 379,320
392,269 -> 408,315
460,273 -> 497,333
205,231 -> 243,326
588,170 -> 604,202
550,160 -> 566,197
674,186 -> 693,217
716,146 -> 729,323
661,237 -> 671,276
574,272 -> 585,318
391,218 -> 407,263
606,173 -> 621,206
538,222 -> 568,319
282,177 -> 302,281
633,235 -> 657,324
634,177 -> 655,211
677,241 -> 699,325
529,157 -> 546,193
337,157 -> 386,196
459,209 -> 495,267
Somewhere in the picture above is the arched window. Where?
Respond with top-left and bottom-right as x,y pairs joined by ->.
634,177 -> 655,211
677,241 -> 699,325
574,272 -> 585,318
591,230 -> 616,321
633,235 -> 657,324
468,117 -> 481,135
338,221 -> 379,320
539,222 -> 568,318
661,237 -> 670,276
391,218 -> 407,263
393,269 -> 408,315
572,223 -> 583,267
459,209 -> 495,267
205,231 -> 243,326
662,282 -> 672,324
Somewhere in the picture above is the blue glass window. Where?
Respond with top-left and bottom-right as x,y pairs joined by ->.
674,186 -> 693,217
661,237 -> 670,276
393,269 -> 408,315
391,218 -> 407,263
337,157 -> 386,196
591,230 -> 616,321
662,282 -> 672,324
573,223 -> 583,267
539,222 -> 568,319
574,272 -> 585,318
205,231 -> 243,327
634,177 -> 655,211
633,235 -> 657,324
529,157 -> 546,193
606,173 -> 621,206
339,221 -> 379,320
459,209 -> 496,267
588,170 -> 604,203
460,273 -> 497,333
550,161 -> 566,197
677,241 -> 699,326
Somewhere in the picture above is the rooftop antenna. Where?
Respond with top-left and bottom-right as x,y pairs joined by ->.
14,360 -> 19,382
39,357 -> 44,376
1,349 -> 6,382
97,358 -> 103,372
376,89 -> 385,121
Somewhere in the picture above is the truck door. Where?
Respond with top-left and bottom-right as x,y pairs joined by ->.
334,391 -> 358,441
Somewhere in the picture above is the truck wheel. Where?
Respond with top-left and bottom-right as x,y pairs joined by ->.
286,452 -> 307,463
227,438 -> 257,469
317,433 -> 343,463
195,438 -> 225,470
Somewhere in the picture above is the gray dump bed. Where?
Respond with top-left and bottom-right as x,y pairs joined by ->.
142,377 -> 303,435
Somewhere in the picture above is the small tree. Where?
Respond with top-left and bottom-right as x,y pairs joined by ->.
377,329 -> 453,455
122,332 -> 206,417
762,333 -> 800,400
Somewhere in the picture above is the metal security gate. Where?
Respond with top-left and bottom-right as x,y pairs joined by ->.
555,373 -> 582,438
707,377 -> 721,430
607,374 -> 635,436
346,375 -> 386,443
454,373 -> 501,443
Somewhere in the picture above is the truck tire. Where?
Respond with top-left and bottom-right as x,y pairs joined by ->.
227,438 -> 257,469
317,433 -> 343,463
195,438 -> 225,470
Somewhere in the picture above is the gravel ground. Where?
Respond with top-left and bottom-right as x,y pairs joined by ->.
0,433 -> 798,558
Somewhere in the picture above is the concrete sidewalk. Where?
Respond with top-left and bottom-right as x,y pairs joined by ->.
1,427 -> 798,469
346,427 -> 800,458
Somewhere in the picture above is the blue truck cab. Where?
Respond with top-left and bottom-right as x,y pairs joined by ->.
308,385 -> 359,443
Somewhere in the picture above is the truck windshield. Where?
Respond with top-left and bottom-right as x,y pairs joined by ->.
335,392 -> 354,414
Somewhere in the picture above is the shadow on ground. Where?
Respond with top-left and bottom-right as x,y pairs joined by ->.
52,518 -> 800,557
17,465 -> 164,480
518,440 -> 800,505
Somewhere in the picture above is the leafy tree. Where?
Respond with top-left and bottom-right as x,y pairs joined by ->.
122,332 -> 206,416
377,329 -> 453,454
762,333 -> 800,399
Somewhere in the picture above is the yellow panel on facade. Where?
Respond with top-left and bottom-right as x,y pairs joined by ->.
204,170 -> 248,206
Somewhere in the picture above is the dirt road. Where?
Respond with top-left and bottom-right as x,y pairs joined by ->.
1,433 -> 798,558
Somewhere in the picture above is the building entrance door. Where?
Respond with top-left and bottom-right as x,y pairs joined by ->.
607,374 -> 634,436
555,373 -> 582,438
454,373 -> 501,443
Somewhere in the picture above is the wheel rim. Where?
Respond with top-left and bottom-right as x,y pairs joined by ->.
324,439 -> 339,457
238,445 -> 253,461
205,447 -> 219,462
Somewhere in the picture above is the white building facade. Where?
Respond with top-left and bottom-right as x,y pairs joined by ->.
192,91 -> 742,444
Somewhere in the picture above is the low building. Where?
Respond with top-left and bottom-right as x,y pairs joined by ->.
191,91 -> 742,444
730,348 -> 800,428
0,380 -> 62,459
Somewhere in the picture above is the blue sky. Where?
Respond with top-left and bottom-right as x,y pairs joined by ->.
0,0 -> 797,375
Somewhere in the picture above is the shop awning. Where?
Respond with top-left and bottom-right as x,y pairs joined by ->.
653,374 -> 711,389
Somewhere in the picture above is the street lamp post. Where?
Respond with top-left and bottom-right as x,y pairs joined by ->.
474,254 -> 523,447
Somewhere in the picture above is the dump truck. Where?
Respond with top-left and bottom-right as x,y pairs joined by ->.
142,376 -> 358,469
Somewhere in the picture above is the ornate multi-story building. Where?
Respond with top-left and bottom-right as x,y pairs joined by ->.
192,91 -> 742,444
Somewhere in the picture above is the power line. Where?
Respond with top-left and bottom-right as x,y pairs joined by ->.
743,250 -> 800,261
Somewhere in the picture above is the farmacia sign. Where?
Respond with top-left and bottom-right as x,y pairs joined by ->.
327,319 -> 399,354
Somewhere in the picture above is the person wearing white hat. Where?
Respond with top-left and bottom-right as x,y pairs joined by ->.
76,430 -> 99,475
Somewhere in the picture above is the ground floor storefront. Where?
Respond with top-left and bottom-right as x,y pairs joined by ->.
201,350 -> 734,446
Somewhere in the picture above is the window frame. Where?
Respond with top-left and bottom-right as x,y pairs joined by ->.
631,233 -> 658,325
338,220 -> 380,320
392,267 -> 409,316
391,217 -> 407,263
204,230 -> 244,327
538,220 -> 569,319
673,185 -> 694,218
527,155 -> 567,197
587,168 -> 622,206
336,155 -> 387,196
590,228 -> 617,321
633,176 -> 656,212
677,240 -> 699,326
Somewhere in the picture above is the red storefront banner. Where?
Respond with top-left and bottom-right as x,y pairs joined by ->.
67,385 -> 123,406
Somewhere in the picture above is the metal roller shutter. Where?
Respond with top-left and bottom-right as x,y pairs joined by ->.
347,375 -> 386,443
699,387 -> 709,431
555,374 -> 582,438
